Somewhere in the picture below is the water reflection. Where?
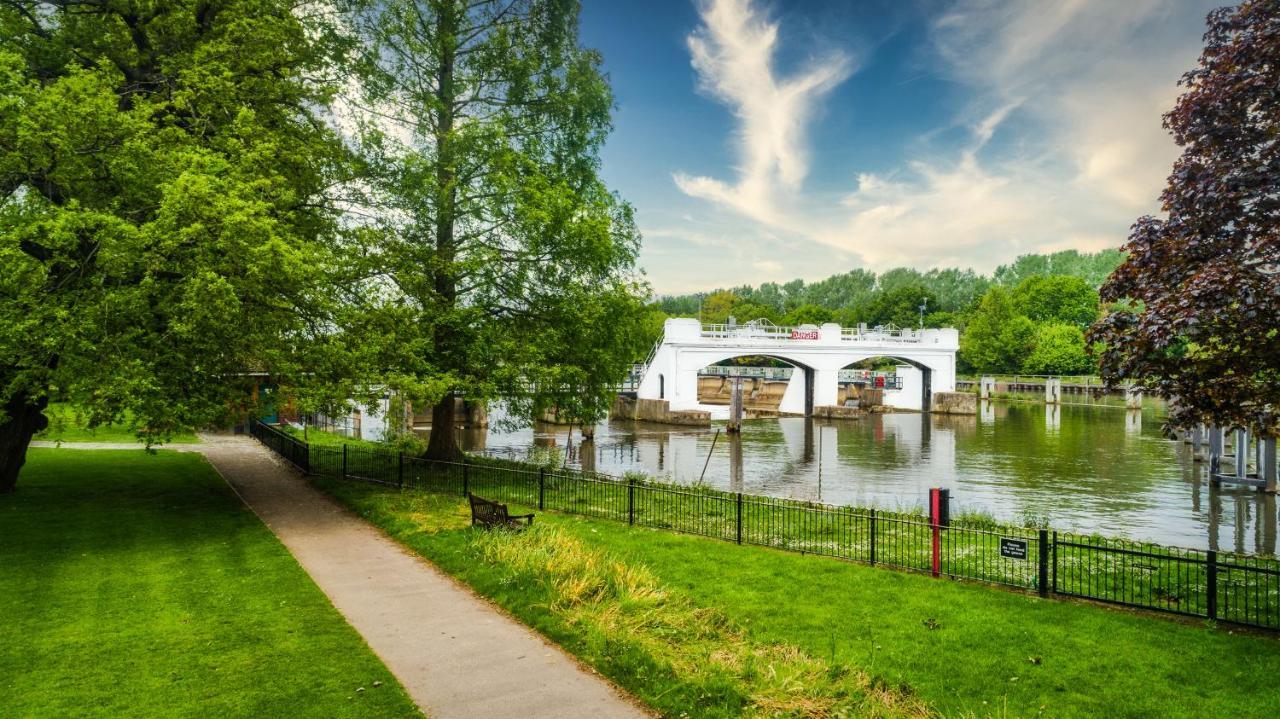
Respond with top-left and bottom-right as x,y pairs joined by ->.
457,403 -> 1278,554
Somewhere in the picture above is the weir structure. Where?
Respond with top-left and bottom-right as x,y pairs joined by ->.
635,318 -> 958,417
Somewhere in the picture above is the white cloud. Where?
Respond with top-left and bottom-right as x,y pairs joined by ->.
667,0 -> 1213,280
673,0 -> 853,225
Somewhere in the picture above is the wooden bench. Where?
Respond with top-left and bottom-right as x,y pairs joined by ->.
468,493 -> 534,529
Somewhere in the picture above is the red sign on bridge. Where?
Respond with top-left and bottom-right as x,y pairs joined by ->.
789,329 -> 820,340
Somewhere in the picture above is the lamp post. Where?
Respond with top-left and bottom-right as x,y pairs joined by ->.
918,297 -> 929,330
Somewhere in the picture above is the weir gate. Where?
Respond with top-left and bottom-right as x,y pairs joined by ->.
634,318 -> 959,417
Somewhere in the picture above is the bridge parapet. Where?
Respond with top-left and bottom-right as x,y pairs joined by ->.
663,317 -> 957,350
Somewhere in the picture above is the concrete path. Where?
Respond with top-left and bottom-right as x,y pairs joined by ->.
191,435 -> 651,719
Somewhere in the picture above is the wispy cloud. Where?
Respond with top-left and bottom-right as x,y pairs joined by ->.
664,0 -> 1212,282
673,0 -> 853,225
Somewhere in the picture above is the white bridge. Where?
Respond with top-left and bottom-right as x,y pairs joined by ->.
635,318 -> 959,416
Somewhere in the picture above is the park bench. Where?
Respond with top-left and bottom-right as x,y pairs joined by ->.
468,493 -> 534,530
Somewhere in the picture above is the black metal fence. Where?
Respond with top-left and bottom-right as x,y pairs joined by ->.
249,419 -> 1280,631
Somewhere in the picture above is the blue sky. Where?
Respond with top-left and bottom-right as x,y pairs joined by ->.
577,0 -> 1218,295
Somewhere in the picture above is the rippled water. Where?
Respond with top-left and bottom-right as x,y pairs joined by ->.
454,401 -> 1277,555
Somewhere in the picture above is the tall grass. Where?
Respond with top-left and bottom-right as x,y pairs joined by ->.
470,524 -> 932,718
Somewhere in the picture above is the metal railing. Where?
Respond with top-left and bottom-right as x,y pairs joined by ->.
697,320 -> 930,344
251,419 -> 1280,631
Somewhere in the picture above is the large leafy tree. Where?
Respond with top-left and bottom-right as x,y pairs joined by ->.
0,1 -> 348,491
1090,1 -> 1280,433
1011,275 -> 1099,329
345,0 -> 648,460
960,287 -> 1035,373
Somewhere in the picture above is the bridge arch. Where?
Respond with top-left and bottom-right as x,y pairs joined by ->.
694,352 -> 818,416
836,354 -> 937,412
636,318 -> 958,414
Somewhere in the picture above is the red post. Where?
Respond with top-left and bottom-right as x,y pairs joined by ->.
930,488 -> 942,577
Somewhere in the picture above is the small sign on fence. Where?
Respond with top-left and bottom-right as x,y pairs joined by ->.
999,538 -> 1028,560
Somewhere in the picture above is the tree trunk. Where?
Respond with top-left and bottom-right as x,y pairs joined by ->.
0,391 -> 49,493
425,4 -> 462,463
426,397 -> 462,461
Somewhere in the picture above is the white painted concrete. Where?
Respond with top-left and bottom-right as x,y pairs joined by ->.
638,318 -> 959,413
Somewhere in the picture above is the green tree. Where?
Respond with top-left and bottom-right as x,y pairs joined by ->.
1012,275 -> 1099,328
347,0 -> 647,459
783,303 -> 833,326
1023,323 -> 1094,375
0,0 -> 347,491
960,288 -> 1036,373
864,285 -> 934,327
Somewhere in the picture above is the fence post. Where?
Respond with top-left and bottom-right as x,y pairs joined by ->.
1051,530 -> 1058,594
736,492 -> 743,544
538,467 -> 546,510
398,453 -> 404,489
869,509 -> 877,566
462,460 -> 470,497
1038,529 -> 1049,597
628,478 -> 635,525
342,444 -> 348,480
1206,550 -> 1218,620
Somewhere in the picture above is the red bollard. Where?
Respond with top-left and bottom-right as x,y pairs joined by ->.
929,488 -> 950,577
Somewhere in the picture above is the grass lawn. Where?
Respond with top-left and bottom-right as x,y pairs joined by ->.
0,449 -> 420,718
37,402 -> 200,444
314,478 -> 1280,719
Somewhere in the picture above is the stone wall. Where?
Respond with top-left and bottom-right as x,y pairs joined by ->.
931,391 -> 976,415
610,395 -> 711,426
813,405 -> 865,420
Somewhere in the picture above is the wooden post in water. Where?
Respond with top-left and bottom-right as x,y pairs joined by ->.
1209,426 -> 1223,482
1262,437 -> 1277,493
727,377 -> 743,434
1235,429 -> 1250,482
979,375 -> 995,400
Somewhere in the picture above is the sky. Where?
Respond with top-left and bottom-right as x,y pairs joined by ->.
577,0 -> 1219,295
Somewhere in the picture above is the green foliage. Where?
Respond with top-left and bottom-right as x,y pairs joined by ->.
1022,323 -> 1093,375
994,248 -> 1127,288
959,288 -> 1036,373
1012,275 -> 1100,328
864,285 -> 933,327
345,0 -> 648,453
0,1 -> 350,460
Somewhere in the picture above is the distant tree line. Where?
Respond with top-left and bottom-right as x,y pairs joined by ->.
648,249 -> 1125,376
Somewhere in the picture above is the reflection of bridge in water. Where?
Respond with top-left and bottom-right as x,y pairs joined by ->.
466,403 -> 1278,556
634,318 -> 959,416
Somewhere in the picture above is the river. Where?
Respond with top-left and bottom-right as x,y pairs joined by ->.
449,400 -> 1278,555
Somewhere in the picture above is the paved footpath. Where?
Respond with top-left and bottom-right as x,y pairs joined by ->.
35,436 -> 651,719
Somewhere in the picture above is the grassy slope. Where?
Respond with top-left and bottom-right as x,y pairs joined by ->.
0,450 -> 420,718
37,403 -> 200,444
315,479 -> 1280,719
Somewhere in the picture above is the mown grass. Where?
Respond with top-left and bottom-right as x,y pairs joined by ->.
315,477 -> 1280,719
37,402 -> 200,444
0,449 -> 420,718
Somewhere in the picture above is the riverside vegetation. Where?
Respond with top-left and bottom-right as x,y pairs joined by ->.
314,476 -> 1280,718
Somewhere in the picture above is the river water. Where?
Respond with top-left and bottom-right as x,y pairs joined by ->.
454,400 -> 1278,555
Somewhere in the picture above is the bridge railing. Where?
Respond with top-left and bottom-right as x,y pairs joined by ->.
695,320 -> 929,343
841,323 -> 924,343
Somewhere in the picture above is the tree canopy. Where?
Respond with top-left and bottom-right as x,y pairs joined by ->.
344,0 -> 647,459
1090,1 -> 1280,434
0,0 -> 349,491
